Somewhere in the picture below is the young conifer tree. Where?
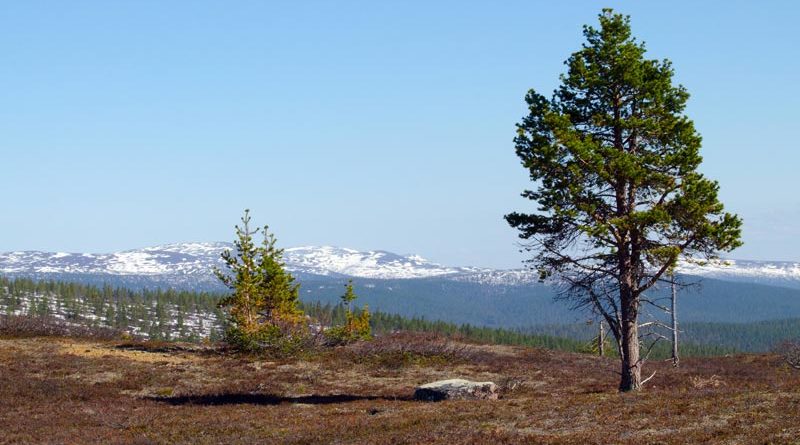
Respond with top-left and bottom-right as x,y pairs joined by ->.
325,280 -> 371,343
341,279 -> 357,312
215,209 -> 303,350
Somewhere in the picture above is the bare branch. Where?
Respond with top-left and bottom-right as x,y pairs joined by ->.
641,370 -> 657,386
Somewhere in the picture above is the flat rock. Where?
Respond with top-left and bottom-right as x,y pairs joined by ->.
413,378 -> 498,401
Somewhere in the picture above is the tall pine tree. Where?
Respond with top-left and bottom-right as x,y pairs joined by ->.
506,10 -> 742,391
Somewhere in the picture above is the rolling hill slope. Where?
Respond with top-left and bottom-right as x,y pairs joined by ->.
2,243 -> 800,326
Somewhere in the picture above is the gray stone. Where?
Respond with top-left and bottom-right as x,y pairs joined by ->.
413,378 -> 498,401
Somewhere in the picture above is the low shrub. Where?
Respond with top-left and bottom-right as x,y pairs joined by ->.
323,281 -> 372,346
0,314 -> 123,340
345,331 -> 476,368
689,374 -> 725,389
324,306 -> 372,346
778,339 -> 800,370
223,319 -> 325,358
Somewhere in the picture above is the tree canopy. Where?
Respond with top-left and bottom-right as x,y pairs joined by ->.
215,209 -> 303,351
506,9 -> 742,391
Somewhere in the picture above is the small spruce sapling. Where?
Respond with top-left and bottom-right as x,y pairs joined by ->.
215,209 -> 306,352
325,280 -> 371,344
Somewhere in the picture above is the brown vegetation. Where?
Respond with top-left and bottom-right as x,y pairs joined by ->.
779,340 -> 800,370
1,329 -> 799,444
0,314 -> 122,340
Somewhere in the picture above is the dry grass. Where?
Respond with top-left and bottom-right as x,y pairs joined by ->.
0,314 -> 122,340
778,340 -> 800,370
689,374 -> 726,390
343,331 -> 482,368
1,332 -> 799,444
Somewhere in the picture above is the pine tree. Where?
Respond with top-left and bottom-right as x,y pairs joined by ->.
341,279 -> 357,311
215,209 -> 304,351
325,280 -> 371,344
506,10 -> 742,391
104,304 -> 115,327
256,225 -> 303,323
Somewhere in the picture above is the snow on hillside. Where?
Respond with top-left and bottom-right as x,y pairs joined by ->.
0,243 -> 229,276
450,269 -> 541,286
0,243 -> 481,281
1,242 -> 799,289
283,246 -> 484,279
676,258 -> 800,289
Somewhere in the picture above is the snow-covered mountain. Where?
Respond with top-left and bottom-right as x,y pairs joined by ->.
0,242 -> 495,285
676,258 -> 800,289
1,242 -> 799,290
0,242 -> 228,277
5,243 -> 800,326
283,246 -> 487,279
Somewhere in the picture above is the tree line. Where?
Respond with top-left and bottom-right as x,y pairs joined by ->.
2,273 -> 770,359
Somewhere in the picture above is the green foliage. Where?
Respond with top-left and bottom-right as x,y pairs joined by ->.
222,321 -> 311,356
681,319 -> 800,353
324,280 -> 372,344
0,276 -> 220,340
507,8 -> 741,289
215,209 -> 305,352
302,300 -> 585,353
6,276 -> 794,359
340,279 -> 357,308
505,9 -> 743,390
581,328 -> 616,357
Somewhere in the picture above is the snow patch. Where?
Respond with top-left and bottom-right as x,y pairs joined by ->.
2,243 -> 800,288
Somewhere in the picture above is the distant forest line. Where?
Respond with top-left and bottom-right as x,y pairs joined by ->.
5,270 -> 800,329
1,276 -> 798,357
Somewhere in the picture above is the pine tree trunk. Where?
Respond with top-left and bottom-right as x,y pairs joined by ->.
618,278 -> 641,391
619,316 -> 641,391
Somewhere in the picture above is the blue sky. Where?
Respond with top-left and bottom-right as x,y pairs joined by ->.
1,1 -> 798,268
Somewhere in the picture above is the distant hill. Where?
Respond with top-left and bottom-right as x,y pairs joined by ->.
2,242 -> 800,326
2,276 -> 798,353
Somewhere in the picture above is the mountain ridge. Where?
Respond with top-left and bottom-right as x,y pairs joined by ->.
0,242 -> 491,280
4,242 -> 800,326
2,242 -> 800,289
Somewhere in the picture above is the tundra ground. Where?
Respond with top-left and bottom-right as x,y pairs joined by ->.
1,334 -> 799,444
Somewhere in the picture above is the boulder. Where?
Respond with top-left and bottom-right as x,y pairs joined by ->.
413,379 -> 498,401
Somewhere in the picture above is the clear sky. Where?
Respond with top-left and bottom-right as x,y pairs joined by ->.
1,1 -> 798,268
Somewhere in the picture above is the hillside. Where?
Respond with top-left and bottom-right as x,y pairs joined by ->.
3,277 -> 799,354
3,242 -> 800,289
4,243 -> 800,328
1,332 -> 798,444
